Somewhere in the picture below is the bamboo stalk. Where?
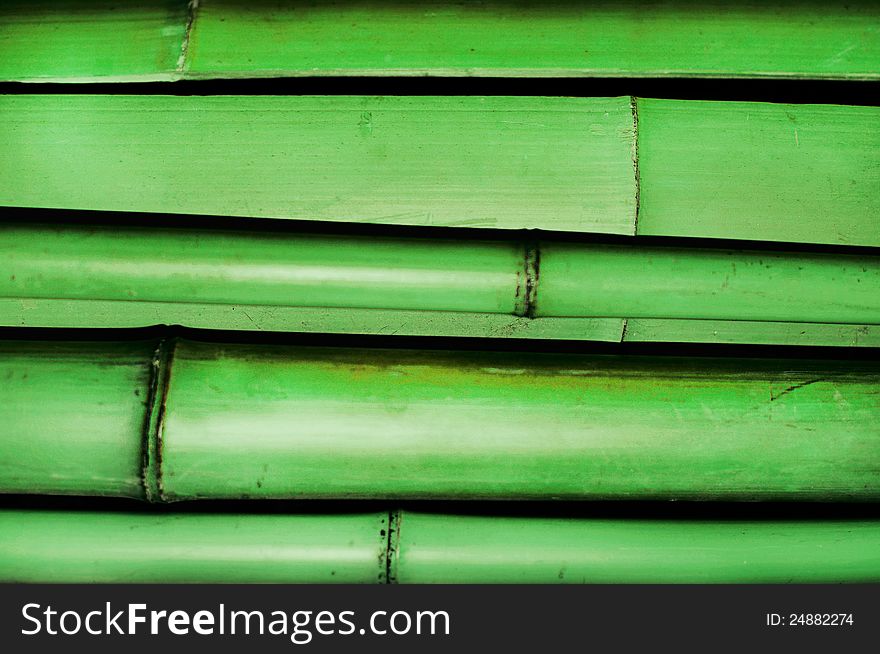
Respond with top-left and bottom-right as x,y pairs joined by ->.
0,340 -> 152,498
2,224 -> 878,325
2,2 -> 878,82
2,339 -> 878,501
394,513 -> 880,584
537,243 -> 880,324
1,509 -> 878,583
0,509 -> 388,583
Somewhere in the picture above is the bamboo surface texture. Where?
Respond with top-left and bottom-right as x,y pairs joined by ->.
1,224 -> 878,337
0,510 -> 389,583
393,513 -> 880,584
0,95 -> 637,235
2,2 -> 878,81
1,510 -> 878,583
5,299 -> 879,347
1,339 -> 878,501
2,1 -> 879,590
1,96 -> 878,246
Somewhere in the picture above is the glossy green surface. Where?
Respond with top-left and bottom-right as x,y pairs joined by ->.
157,341 -> 880,501
2,339 -> 877,501
0,1 -> 187,82
395,513 -> 880,583
0,341 -> 151,498
4,2 -> 878,81
3,224 -> 878,329
0,225 -> 522,315
637,99 -> 880,247
0,510 -> 387,583
188,1 -> 880,80
0,94 -> 635,234
3,510 -> 879,583
537,243 -> 880,324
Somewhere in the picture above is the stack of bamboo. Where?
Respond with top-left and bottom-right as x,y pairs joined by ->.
0,0 -> 878,583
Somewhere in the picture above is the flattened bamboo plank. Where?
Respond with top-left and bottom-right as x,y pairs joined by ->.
185,1 -> 880,81
3,95 -> 876,245
396,514 -> 880,583
0,299 -> 627,342
0,1 -> 188,82
637,99 -> 880,247
4,299 -> 878,346
0,94 -> 636,233
624,319 -> 880,348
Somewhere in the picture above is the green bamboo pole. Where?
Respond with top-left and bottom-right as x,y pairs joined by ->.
537,243 -> 880,324
186,1 -> 880,81
2,339 -> 878,501
394,513 -> 880,583
0,1 -> 188,82
0,340 -> 152,498
2,224 -> 879,326
0,224 -> 523,315
0,510 -> 388,583
1,510 -> 878,583
159,341 -> 880,502
2,2 -> 878,82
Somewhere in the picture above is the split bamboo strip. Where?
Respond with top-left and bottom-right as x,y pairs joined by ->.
0,298 -> 629,343
2,339 -> 878,501
2,2 -> 878,82
622,319 -> 880,348
3,299 -> 880,347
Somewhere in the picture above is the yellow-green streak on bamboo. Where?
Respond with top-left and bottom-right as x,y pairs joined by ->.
1,339 -> 878,501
